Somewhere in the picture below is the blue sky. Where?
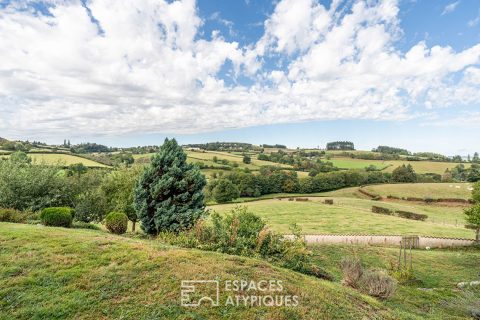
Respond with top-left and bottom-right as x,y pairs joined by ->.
0,0 -> 479,155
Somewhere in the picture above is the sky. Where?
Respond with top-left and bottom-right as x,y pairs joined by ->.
0,0 -> 479,155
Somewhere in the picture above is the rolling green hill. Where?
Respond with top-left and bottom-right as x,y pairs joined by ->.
210,197 -> 472,238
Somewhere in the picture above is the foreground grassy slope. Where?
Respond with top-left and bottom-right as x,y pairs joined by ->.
0,223 -> 397,320
211,198 -> 472,238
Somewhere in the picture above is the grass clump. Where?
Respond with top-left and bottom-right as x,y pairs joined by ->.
105,212 -> 128,234
0,208 -> 37,223
359,269 -> 397,300
40,207 -> 73,227
72,221 -> 101,230
340,256 -> 397,300
340,256 -> 363,288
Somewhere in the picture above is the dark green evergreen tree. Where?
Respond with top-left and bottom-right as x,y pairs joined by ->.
134,138 -> 206,235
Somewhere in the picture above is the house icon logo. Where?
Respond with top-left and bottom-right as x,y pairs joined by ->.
181,280 -> 220,307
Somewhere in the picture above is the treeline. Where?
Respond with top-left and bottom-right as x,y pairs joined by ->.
71,143 -> 116,154
445,164 -> 480,182
326,141 -> 355,150
337,151 -> 401,161
372,146 -> 410,155
262,144 -> 286,149
258,150 -> 337,173
211,167 -> 388,198
0,139 -> 46,152
183,142 -> 257,152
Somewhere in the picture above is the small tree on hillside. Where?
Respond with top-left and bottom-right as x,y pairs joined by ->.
392,164 -> 417,183
134,138 -> 206,235
243,155 -> 251,164
464,205 -> 480,242
473,181 -> 480,204
212,179 -> 240,203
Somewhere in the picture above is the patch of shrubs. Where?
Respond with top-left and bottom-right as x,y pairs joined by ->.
105,212 -> 128,234
295,197 -> 309,201
371,206 -> 393,215
159,206 -> 333,280
359,269 -> 397,299
0,208 -> 37,223
72,221 -> 101,230
324,199 -> 334,205
340,256 -> 397,300
340,256 -> 363,288
40,207 -> 73,227
395,210 -> 428,221
371,206 -> 428,221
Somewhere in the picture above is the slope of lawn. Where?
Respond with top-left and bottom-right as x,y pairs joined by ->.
362,183 -> 473,200
210,198 -> 473,238
328,158 -> 391,170
310,245 -> 480,320
0,223 -> 399,320
8,153 -> 109,167
186,150 -> 292,169
328,157 -> 467,174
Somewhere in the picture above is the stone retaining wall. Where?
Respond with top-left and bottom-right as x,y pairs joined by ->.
284,234 -> 475,248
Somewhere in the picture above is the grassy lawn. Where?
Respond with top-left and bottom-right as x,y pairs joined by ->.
134,150 -> 290,171
363,183 -> 473,200
15,153 -> 109,167
210,198 -> 473,238
328,157 -> 468,174
328,158 -> 391,170
310,245 -> 480,319
0,223 -> 400,320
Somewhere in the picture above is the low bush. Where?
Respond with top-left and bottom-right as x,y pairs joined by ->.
0,208 -> 37,223
40,207 -> 73,227
340,256 -> 363,288
105,212 -> 128,234
0,208 -> 22,223
395,210 -> 428,221
159,207 -> 333,280
359,269 -> 397,299
424,197 -> 436,203
295,197 -> 309,201
72,221 -> 101,230
406,197 -> 423,202
386,195 -> 400,200
324,199 -> 334,205
371,206 -> 393,215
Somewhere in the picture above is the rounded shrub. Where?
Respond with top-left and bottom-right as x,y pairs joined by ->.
40,207 -> 73,227
105,212 -> 128,234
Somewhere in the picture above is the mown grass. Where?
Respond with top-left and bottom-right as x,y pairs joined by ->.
310,245 -> 480,319
328,157 -> 468,174
0,223 -> 399,320
363,183 -> 473,200
210,198 -> 473,238
3,153 -> 109,168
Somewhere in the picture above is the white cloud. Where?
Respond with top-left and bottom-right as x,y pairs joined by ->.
0,0 -> 479,139
468,10 -> 480,27
442,1 -> 460,16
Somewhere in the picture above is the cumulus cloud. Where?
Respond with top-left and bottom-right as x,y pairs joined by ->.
0,0 -> 479,139
442,1 -> 460,16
